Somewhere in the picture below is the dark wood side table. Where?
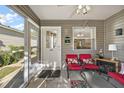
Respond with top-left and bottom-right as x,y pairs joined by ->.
95,58 -> 120,74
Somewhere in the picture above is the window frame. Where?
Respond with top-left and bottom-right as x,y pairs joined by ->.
0,5 -> 25,32
72,26 -> 96,50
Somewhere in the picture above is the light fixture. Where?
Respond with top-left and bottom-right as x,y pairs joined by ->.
108,44 -> 117,60
77,32 -> 84,37
76,5 -> 91,15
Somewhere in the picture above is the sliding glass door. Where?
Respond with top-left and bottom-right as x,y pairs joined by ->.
0,5 -> 25,88
0,5 -> 40,88
28,20 -> 39,79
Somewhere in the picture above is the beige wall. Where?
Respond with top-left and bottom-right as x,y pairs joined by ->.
0,25 -> 37,47
0,25 -> 24,47
104,9 -> 124,61
41,20 -> 104,61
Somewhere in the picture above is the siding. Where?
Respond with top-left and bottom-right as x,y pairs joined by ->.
104,9 -> 124,61
0,25 -> 24,47
0,25 -> 37,47
41,20 -> 104,62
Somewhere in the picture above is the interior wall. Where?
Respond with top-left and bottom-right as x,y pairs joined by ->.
41,20 -> 104,62
104,9 -> 124,61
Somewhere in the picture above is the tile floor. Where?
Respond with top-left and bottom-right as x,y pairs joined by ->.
27,68 -> 121,88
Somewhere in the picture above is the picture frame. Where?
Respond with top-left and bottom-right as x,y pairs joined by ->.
115,28 -> 123,36
65,36 -> 71,44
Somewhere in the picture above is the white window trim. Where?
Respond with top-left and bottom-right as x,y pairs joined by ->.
72,26 -> 96,50
27,18 -> 39,29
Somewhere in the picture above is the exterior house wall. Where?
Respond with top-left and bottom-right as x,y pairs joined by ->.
41,20 -> 104,62
0,25 -> 24,47
0,25 -> 37,48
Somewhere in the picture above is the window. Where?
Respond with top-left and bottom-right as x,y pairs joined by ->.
0,5 -> 24,31
29,22 -> 39,64
73,27 -> 96,50
46,31 -> 57,48
0,5 -> 25,87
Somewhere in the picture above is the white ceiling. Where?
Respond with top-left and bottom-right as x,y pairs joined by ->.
29,5 -> 124,20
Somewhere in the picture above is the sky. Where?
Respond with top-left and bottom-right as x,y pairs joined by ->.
0,5 -> 24,31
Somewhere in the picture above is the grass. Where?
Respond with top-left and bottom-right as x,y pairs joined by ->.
0,67 -> 19,79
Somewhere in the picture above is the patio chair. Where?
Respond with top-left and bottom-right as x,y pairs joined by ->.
79,54 -> 99,70
65,54 -> 82,78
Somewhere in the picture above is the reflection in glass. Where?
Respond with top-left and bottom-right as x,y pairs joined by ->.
46,31 -> 57,48
30,24 -> 39,65
73,27 -> 96,50
74,39 -> 91,49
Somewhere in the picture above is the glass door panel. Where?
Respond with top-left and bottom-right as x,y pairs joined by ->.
28,20 -> 39,79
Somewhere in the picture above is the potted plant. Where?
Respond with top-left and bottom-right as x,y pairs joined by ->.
95,49 -> 104,59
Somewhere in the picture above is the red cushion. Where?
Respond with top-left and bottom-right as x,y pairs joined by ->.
68,64 -> 82,70
66,54 -> 78,64
66,54 -> 78,59
108,72 -> 124,85
80,54 -> 92,60
82,64 -> 99,70
79,54 -> 94,64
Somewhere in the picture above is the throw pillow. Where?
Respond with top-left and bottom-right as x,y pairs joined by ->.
67,58 -> 78,64
83,59 -> 93,64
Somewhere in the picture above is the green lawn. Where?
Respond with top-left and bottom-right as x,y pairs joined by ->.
0,67 -> 19,79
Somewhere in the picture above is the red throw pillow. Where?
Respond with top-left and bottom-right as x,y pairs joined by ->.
83,59 -> 93,64
67,58 -> 78,64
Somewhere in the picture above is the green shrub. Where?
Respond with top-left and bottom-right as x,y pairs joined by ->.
1,52 -> 11,66
8,45 -> 20,52
13,52 -> 20,61
19,51 -> 24,58
19,46 -> 24,50
10,54 -> 16,64
0,55 -> 4,67
0,45 -> 24,67
12,51 -> 24,61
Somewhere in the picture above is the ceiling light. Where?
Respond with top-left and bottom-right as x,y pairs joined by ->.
82,8 -> 87,15
78,5 -> 82,9
77,33 -> 84,37
85,5 -> 91,11
77,34 -> 80,37
81,34 -> 84,36
76,9 -> 80,14
76,5 -> 91,15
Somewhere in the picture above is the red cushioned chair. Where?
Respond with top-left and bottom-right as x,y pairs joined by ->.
66,54 -> 82,78
79,54 -> 99,70
108,72 -> 124,85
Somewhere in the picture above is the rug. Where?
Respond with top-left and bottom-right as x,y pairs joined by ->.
70,80 -> 89,88
38,70 -> 61,78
